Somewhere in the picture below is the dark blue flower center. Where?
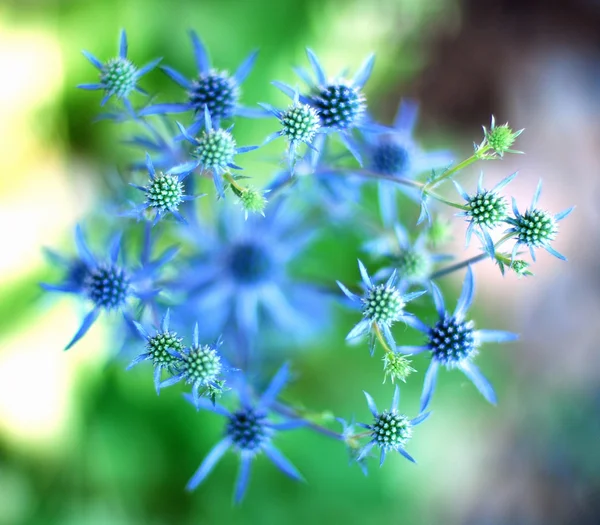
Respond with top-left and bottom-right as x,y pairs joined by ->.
226,408 -> 271,451
228,242 -> 273,285
188,70 -> 239,121
371,142 -> 411,176
85,265 -> 130,309
428,315 -> 476,365
312,83 -> 365,130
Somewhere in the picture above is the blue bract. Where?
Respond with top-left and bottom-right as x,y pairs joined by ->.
184,363 -> 303,503
397,266 -> 518,411
139,30 -> 264,132
77,29 -> 161,108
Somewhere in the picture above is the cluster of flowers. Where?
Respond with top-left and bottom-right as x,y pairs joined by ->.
43,30 -> 573,502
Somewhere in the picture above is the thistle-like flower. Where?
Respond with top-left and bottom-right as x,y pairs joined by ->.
482,115 -> 523,157
176,107 -> 258,197
127,153 -> 204,225
185,363 -> 303,503
127,309 -> 185,393
337,260 -> 426,355
139,30 -> 264,131
41,225 -> 175,350
505,180 -> 574,261
274,48 -> 380,165
159,325 -> 232,406
358,386 -> 430,466
260,88 -> 323,169
397,267 -> 518,411
364,100 -> 453,226
77,30 -> 161,107
454,171 -> 517,254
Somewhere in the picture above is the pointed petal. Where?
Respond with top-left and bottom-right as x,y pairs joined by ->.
475,329 -> 518,344
204,105 -> 213,132
454,266 -> 474,320
234,105 -> 270,118
126,353 -> 151,370
161,65 -> 191,89
119,29 -> 128,58
259,362 -> 290,408
493,170 -> 518,192
40,282 -> 80,294
453,180 -> 469,200
186,438 -> 232,491
357,259 -> 373,288
393,99 -> 419,133
531,179 -> 543,209
357,441 -> 375,462
363,391 -> 378,416
189,30 -> 210,73
234,50 -> 259,84
396,345 -> 429,356
353,53 -> 375,88
264,445 -> 304,481
555,206 -> 574,221
183,394 -> 231,416
391,385 -> 400,411
380,323 -> 397,351
397,447 -> 416,463
65,308 -> 100,350
161,309 -> 171,332
109,233 -> 122,263
193,322 -> 199,347
137,57 -> 162,77
236,145 -> 259,154
458,361 -> 496,404
420,359 -> 440,412
77,83 -> 102,90
159,372 -> 184,391
378,182 -> 397,228
379,448 -> 386,466
430,281 -> 446,318
74,224 -> 96,267
338,132 -> 363,165
139,103 -> 191,116
306,48 -> 326,85
234,455 -> 252,504
544,244 -> 567,261
82,50 -> 103,70
132,320 -> 150,339
336,280 -> 360,302
346,318 -> 371,340
402,290 -> 427,303
410,411 -> 431,426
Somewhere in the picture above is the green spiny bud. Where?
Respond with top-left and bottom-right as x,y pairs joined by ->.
394,249 -> 431,283
146,173 -> 184,211
428,217 -> 453,247
238,187 -> 267,217
281,104 -> 320,143
193,129 -> 237,171
466,190 -> 508,228
483,116 -> 523,156
362,284 -> 405,325
101,57 -> 137,98
511,259 -> 533,277
383,353 -> 415,383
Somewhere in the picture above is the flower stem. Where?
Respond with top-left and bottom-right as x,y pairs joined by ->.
423,144 -> 492,192
372,322 -> 394,354
224,172 -> 246,195
271,402 -> 344,441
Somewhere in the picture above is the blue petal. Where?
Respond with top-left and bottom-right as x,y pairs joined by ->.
336,280 -> 360,302
555,206 -> 574,221
410,411 -> 431,426
393,99 -> 419,134
189,30 -> 210,73
454,265 -> 474,320
132,320 -> 150,339
236,145 -> 259,154
458,361 -> 497,404
161,309 -> 171,332
234,49 -> 259,84
357,441 -> 375,462
453,180 -> 469,200
77,83 -> 103,90
397,447 -> 416,463
338,132 -> 363,165
183,394 -> 231,417
139,103 -> 191,116
475,329 -> 518,344
65,308 -> 100,350
82,50 -> 103,70
357,259 -> 373,288
391,385 -> 400,411
430,281 -> 446,318
74,224 -> 96,267
234,105 -> 270,118
492,170 -> 518,192
544,244 -> 567,261
109,233 -> 122,263
259,362 -> 290,408
159,372 -> 184,391
363,390 -> 378,416
380,323 -> 397,351
264,445 -> 304,481
204,105 -> 213,132
396,345 -> 429,355
137,57 -> 162,77
186,438 -> 232,491
126,353 -> 151,370
119,29 -> 128,58
531,179 -> 543,209
353,53 -> 375,88
306,48 -> 327,85
402,290 -> 427,303
234,455 -> 252,504
346,318 -> 371,341
378,182 -> 397,228
161,65 -> 191,89
420,359 -> 440,412
271,80 -> 297,100
40,282 -> 80,293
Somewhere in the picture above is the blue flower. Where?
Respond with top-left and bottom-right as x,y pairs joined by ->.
454,171 -> 517,256
127,309 -> 185,393
260,89 -> 323,170
77,29 -> 161,107
178,200 -> 326,341
274,48 -> 378,165
41,225 -> 175,350
505,180 -> 574,262
365,100 -> 453,226
126,153 -> 204,225
337,260 -> 426,355
184,363 -> 304,503
357,386 -> 430,466
176,107 -> 258,197
139,30 -> 264,131
397,267 -> 518,411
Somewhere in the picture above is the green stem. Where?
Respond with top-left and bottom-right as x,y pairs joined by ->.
424,145 -> 492,192
224,172 -> 245,195
372,322 -> 394,354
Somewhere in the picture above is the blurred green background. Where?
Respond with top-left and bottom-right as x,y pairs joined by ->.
1,0 -> 598,524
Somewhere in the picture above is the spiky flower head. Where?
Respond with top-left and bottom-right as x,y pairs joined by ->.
228,241 -> 273,285
362,284 -> 405,325
180,343 -> 223,388
101,57 -> 137,98
429,315 -> 477,367
193,128 -> 237,171
281,103 -> 320,143
227,408 -> 273,452
146,330 -> 184,368
512,209 -> 557,248
371,141 -> 411,176
84,264 -> 130,310
465,190 -> 508,228
188,69 -> 239,120
482,115 -> 523,156
236,187 -> 268,218
145,173 -> 184,211
382,352 -> 415,384
394,248 -> 432,283
313,82 -> 366,130
511,259 -> 533,277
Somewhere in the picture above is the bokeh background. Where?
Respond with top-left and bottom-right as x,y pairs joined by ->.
1,0 -> 599,524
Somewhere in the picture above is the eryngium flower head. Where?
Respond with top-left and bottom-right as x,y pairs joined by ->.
184,364 -> 303,503
41,225 -> 174,350
455,172 -> 516,252
337,260 -> 425,355
78,30 -> 161,106
397,266 -> 518,411
127,309 -> 185,393
313,81 -> 365,130
382,352 -> 415,383
505,180 -> 574,261
128,154 -> 202,225
483,115 -> 523,156
358,386 -> 430,466
177,107 -> 258,197
139,30 -> 264,129
236,186 -> 268,219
